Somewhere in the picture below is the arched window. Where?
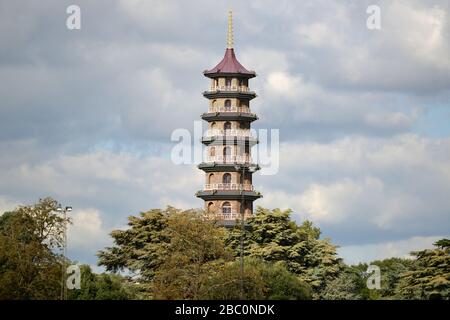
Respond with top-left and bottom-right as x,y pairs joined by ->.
222,202 -> 231,214
208,202 -> 214,213
224,99 -> 231,111
224,121 -> 231,131
211,122 -> 216,129
225,78 -> 232,88
208,173 -> 214,184
222,173 -> 231,184
209,147 -> 215,157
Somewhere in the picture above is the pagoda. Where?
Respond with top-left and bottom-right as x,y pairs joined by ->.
196,11 -> 262,225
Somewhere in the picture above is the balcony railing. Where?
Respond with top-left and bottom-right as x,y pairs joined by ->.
207,106 -> 252,113
204,129 -> 255,138
217,211 -> 252,220
209,85 -> 251,93
219,212 -> 240,220
205,155 -> 252,164
204,183 -> 254,191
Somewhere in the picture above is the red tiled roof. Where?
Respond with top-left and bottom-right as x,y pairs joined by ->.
204,48 -> 255,78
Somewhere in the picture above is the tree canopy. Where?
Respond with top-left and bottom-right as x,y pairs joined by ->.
396,239 -> 450,299
226,207 -> 343,297
0,198 -> 68,299
2,198 -> 448,300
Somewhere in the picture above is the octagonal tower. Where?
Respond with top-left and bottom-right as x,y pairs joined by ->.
196,11 -> 262,225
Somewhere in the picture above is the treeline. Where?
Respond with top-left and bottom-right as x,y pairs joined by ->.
0,198 -> 449,300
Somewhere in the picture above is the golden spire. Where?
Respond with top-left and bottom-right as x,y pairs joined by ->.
227,10 -> 234,49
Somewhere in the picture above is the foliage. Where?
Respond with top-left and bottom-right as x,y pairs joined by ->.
251,259 -> 312,300
68,265 -> 138,300
321,267 -> 365,300
4,198 -> 447,301
396,239 -> 450,300
352,258 -> 414,299
97,207 -> 175,281
226,207 -> 342,296
98,207 -> 313,300
150,210 -> 232,299
0,198 -> 69,300
201,258 -> 312,300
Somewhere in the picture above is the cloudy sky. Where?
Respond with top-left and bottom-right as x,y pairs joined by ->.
0,0 -> 449,266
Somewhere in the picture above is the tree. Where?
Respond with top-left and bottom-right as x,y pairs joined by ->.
0,198 -> 69,299
68,265 -> 137,300
201,258 -> 312,300
321,267 -> 365,300
151,210 -> 232,299
396,239 -> 450,300
99,207 -> 315,300
354,258 -> 413,299
98,207 -> 233,299
98,207 -> 174,281
251,259 -> 312,300
226,207 -> 342,297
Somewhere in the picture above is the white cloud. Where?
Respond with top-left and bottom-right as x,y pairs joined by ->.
295,22 -> 337,48
338,235 -> 448,264
258,134 -> 450,234
386,1 -> 450,71
68,208 -> 108,251
0,196 -> 17,215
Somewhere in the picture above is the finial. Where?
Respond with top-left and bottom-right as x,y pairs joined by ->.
227,10 -> 234,49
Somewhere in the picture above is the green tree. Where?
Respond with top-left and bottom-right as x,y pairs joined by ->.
98,208 -> 233,299
68,265 -> 137,300
226,207 -> 342,296
354,258 -> 413,299
98,207 -> 174,281
99,207 -> 316,300
201,258 -> 312,300
151,210 -> 232,299
251,259 -> 312,300
321,267 -> 365,300
0,198 -> 69,300
396,239 -> 450,300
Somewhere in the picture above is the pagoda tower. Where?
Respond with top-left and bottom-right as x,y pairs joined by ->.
196,11 -> 262,225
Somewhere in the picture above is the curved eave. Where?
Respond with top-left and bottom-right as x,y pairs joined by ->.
203,71 -> 256,79
198,162 -> 260,172
196,190 -> 262,201
201,136 -> 259,146
201,112 -> 258,122
203,91 -> 257,100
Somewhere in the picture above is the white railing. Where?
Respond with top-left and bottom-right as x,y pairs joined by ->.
208,106 -> 252,114
218,212 -> 239,220
209,85 -> 252,93
205,129 -> 255,138
205,155 -> 252,164
204,183 -> 254,191
217,212 -> 252,220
